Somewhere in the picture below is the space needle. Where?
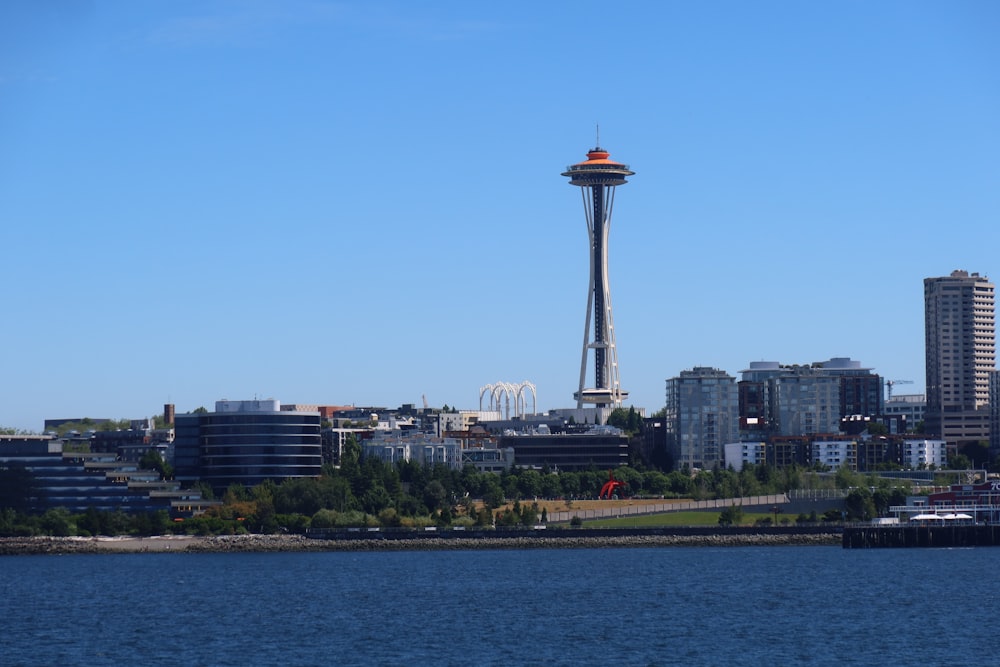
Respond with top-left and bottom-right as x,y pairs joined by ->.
562,140 -> 633,409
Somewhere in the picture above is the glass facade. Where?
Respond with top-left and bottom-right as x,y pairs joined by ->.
173,408 -> 322,494
665,368 -> 738,470
497,433 -> 629,471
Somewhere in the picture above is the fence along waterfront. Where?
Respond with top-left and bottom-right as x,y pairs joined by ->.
544,494 -> 790,523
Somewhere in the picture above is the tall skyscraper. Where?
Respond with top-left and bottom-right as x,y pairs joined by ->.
924,270 -> 995,446
562,144 -> 633,409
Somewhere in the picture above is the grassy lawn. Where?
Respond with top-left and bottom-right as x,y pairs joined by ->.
583,511 -> 801,528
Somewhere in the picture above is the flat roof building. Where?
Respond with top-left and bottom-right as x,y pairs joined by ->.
924,270 -> 995,446
665,367 -> 739,470
174,399 -> 322,494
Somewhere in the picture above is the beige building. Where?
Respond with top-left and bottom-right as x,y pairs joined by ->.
924,270 -> 995,447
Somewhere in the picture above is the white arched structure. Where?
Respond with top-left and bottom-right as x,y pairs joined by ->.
479,381 -> 537,419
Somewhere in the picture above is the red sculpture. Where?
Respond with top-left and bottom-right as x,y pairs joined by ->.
599,470 -> 626,499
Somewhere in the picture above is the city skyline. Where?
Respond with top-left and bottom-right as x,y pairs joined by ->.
2,2 -> 998,431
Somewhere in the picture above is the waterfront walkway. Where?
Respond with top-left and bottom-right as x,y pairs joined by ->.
545,494 -> 790,523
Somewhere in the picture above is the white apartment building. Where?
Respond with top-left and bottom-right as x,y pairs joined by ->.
812,440 -> 857,470
901,439 -> 949,469
723,441 -> 766,472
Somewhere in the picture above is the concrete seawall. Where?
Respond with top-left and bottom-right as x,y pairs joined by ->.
0,527 -> 841,555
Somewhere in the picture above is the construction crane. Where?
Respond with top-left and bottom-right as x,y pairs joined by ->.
885,379 -> 913,401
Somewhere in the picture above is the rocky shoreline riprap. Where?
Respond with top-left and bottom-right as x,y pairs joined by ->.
0,531 -> 840,555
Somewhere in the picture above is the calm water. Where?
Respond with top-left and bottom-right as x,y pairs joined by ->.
1,545 -> 994,666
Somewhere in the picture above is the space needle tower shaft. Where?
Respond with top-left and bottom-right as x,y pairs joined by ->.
562,143 -> 633,409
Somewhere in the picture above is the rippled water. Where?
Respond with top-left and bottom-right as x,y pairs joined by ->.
2,546 -> 994,666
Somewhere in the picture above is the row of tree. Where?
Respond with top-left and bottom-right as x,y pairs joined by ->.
1,435 -> 918,536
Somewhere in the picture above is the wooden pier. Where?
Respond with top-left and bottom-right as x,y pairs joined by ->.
843,524 -> 1000,548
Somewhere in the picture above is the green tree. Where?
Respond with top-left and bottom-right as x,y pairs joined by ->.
718,503 -> 744,526
437,505 -> 453,526
666,471 -> 694,496
520,502 -> 540,526
77,507 -> 104,536
360,486 -> 393,515
423,480 -> 448,512
311,508 -> 339,529
318,476 -> 357,512
192,481 -> 216,501
496,507 -> 519,527
517,470 -> 542,499
40,508 -> 76,536
251,481 -> 279,533
642,470 -> 669,496
482,480 -> 505,509
96,418 -> 132,432
0,426 -> 34,435
560,472 -> 581,498
948,454 -> 973,471
845,488 -> 876,521
274,478 -> 324,515
612,466 -> 642,496
834,466 -> 864,490
541,473 -> 562,499
502,473 -> 520,501
378,507 -> 402,527
606,408 -> 630,431
222,483 -> 248,503
140,450 -> 173,480
872,486 -> 907,516
866,422 -> 889,436
959,441 -> 990,469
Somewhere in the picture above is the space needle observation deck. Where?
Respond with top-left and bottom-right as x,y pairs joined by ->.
562,145 -> 633,409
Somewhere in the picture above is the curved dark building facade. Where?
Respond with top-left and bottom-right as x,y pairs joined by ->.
174,399 -> 322,494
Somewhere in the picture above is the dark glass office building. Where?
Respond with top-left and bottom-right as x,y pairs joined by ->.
174,400 -> 322,494
497,428 -> 629,471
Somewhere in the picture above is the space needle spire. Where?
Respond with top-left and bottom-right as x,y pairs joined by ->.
562,143 -> 633,409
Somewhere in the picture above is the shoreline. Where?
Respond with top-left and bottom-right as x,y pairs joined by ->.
0,532 -> 841,555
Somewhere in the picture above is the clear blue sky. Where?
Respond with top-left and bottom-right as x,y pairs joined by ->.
2,1 -> 998,431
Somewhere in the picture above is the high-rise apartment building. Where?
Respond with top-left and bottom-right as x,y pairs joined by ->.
924,270 -> 995,446
665,367 -> 739,470
737,358 -> 881,436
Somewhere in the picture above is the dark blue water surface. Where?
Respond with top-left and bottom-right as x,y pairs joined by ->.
1,546 -> 994,666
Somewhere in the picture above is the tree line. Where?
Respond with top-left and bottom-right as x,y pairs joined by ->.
0,432 -> 913,536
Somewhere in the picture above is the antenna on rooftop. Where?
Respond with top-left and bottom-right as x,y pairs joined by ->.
595,123 -> 600,149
